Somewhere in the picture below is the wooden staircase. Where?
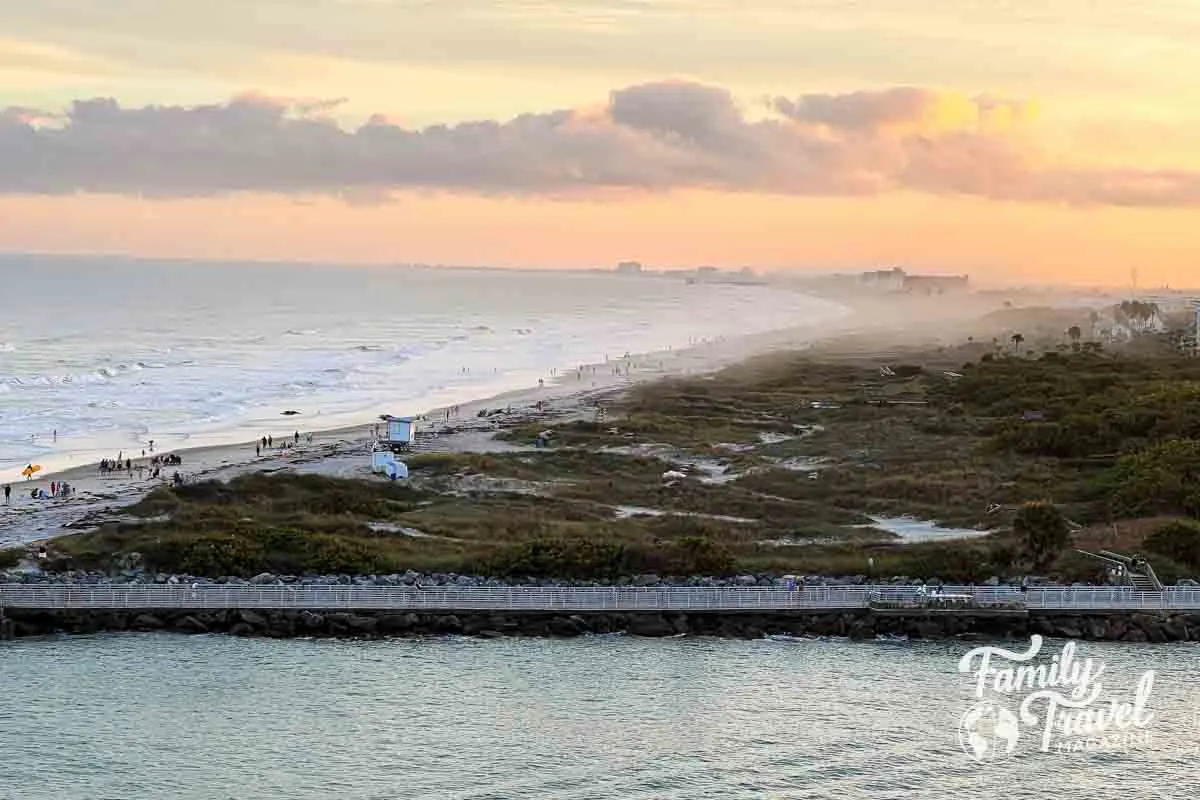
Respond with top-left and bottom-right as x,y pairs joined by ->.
409,434 -> 448,454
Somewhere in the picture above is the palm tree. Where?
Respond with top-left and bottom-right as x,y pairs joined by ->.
1010,333 -> 1025,353
1015,501 -> 1071,571
1067,325 -> 1082,352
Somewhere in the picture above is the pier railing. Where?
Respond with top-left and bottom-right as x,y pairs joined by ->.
1,584 -> 1199,612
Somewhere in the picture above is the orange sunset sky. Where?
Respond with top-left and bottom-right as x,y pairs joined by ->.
4,1 -> 1200,287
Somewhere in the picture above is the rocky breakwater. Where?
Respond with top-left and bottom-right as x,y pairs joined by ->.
3,607 -> 1200,643
3,565 -> 1199,642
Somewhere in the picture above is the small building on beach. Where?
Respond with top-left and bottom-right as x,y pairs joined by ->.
383,416 -> 417,446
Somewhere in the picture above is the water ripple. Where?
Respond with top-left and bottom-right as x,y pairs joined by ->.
0,635 -> 1195,799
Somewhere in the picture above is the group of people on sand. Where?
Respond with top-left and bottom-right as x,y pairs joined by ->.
99,457 -> 134,475
46,480 -> 73,498
1,480 -> 74,504
256,431 -> 312,457
98,451 -> 181,482
28,481 -> 73,501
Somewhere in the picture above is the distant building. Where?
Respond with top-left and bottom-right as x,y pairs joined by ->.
903,274 -> 970,295
859,267 -> 906,292
616,261 -> 643,275
857,267 -> 969,295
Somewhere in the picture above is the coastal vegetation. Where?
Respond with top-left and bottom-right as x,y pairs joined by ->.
0,548 -> 22,570
45,311 -> 1200,583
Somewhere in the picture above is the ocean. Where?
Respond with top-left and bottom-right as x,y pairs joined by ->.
0,256 -> 847,475
0,634 -> 1196,799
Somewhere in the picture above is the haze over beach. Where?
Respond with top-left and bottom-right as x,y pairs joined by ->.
6,4 -> 1200,800
3,1 -> 1200,286
0,256 -> 849,476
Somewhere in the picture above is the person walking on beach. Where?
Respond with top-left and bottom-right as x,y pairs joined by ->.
3,484 -> 9,504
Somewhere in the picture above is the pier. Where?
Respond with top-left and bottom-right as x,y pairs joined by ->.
2,584 -> 1199,612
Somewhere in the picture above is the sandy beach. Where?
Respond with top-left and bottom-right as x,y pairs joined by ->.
0,318 -> 853,548
0,287 -> 1021,549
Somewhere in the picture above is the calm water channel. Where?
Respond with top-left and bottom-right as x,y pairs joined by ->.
0,634 -> 1196,799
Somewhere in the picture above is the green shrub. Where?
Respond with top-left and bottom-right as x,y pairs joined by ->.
0,547 -> 23,569
1108,439 -> 1200,517
484,533 -> 734,580
642,536 -> 735,576
1143,520 -> 1200,570
139,523 -> 400,577
485,537 -> 631,580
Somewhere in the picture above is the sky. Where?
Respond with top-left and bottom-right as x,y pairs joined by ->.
4,1 -> 1200,286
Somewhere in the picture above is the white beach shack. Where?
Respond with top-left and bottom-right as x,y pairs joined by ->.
370,415 -> 416,480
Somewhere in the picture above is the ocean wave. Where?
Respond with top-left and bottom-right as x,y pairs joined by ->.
0,266 -> 849,472
0,343 -> 15,353
0,360 -> 165,387
281,380 -> 322,391
4,372 -> 106,387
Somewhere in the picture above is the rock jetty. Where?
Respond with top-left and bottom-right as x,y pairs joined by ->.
2,608 -> 1199,643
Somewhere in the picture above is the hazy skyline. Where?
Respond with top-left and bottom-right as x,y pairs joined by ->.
4,1 -> 1200,286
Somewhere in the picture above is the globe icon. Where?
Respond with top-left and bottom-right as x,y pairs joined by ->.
959,701 -> 1020,761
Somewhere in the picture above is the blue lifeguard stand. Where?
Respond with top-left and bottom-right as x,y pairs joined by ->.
385,416 -> 416,445
377,415 -> 416,452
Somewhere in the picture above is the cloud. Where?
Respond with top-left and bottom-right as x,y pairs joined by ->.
773,87 -> 1037,133
3,80 -> 1200,206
